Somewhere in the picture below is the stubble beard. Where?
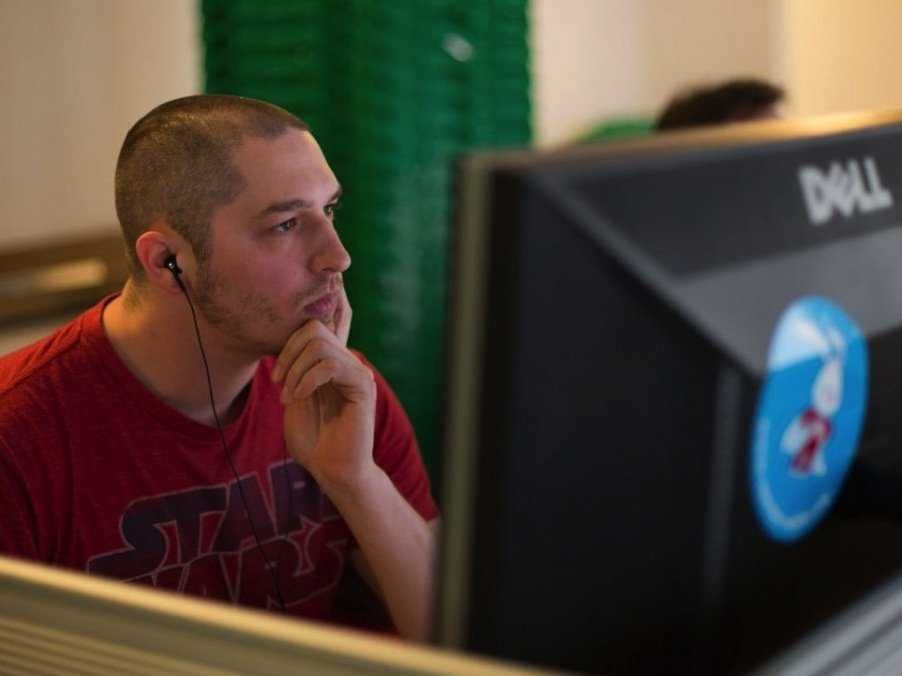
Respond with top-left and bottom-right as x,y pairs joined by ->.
192,259 -> 296,357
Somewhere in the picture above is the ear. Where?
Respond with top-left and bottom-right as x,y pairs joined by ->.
135,229 -> 186,295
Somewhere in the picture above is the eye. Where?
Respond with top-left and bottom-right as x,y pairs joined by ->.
272,217 -> 298,233
325,201 -> 341,219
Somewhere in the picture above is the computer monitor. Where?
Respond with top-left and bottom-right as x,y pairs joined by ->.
435,110 -> 902,675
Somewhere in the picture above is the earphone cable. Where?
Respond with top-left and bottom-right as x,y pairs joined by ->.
176,281 -> 289,613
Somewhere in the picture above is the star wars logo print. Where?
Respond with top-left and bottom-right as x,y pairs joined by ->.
87,461 -> 349,610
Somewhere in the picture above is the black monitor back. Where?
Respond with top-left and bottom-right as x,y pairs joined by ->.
436,111 -> 902,675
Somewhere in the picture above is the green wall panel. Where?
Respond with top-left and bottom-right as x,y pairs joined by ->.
202,0 -> 532,490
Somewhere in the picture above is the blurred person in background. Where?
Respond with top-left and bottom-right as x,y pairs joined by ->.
656,78 -> 785,131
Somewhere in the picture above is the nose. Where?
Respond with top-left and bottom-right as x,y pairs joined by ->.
311,222 -> 351,275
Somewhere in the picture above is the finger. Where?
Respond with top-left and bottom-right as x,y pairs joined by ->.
280,337 -> 343,403
286,347 -> 375,405
334,286 -> 352,347
298,359 -> 376,407
292,358 -> 341,400
272,320 -> 339,383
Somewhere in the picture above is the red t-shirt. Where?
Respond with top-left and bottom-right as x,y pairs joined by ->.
0,297 -> 438,622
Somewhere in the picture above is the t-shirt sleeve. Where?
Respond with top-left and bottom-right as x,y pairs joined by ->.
357,354 -> 439,522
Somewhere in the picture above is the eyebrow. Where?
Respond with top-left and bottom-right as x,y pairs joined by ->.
256,185 -> 344,219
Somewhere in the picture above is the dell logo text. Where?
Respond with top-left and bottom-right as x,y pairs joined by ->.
798,157 -> 893,225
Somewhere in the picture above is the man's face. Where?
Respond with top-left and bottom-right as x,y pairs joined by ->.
191,128 -> 350,357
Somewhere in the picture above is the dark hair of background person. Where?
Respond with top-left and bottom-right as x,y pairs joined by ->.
115,94 -> 309,278
655,78 -> 785,131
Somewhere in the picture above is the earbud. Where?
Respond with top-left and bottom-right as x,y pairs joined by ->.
164,254 -> 187,295
164,254 -> 182,276
162,247 -> 288,612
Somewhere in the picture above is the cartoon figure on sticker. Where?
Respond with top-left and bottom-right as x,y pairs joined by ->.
780,323 -> 846,478
749,296 -> 868,542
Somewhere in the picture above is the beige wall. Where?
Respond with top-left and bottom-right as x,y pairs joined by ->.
0,0 -> 200,249
781,0 -> 902,117
5,1 -> 902,246
638,1 -> 780,115
531,0 -> 902,145
530,0 -> 647,145
530,0 -> 782,146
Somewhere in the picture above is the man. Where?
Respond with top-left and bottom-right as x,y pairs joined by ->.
0,95 -> 438,640
655,78 -> 785,131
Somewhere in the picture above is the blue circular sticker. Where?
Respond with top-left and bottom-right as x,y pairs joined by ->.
750,296 -> 868,542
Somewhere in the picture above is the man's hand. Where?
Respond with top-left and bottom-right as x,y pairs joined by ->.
272,288 -> 376,492
273,287 -> 436,641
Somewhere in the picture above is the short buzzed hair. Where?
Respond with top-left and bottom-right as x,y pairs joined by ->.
115,94 -> 309,275
655,79 -> 785,131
